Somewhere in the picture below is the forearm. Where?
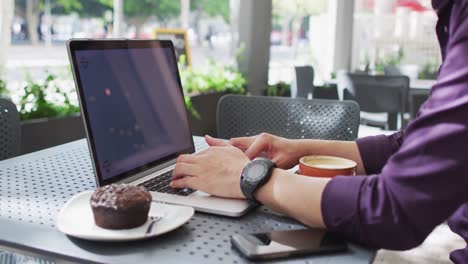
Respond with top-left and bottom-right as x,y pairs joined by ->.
293,139 -> 366,174
255,168 -> 331,228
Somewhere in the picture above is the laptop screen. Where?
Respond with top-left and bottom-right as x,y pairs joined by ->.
72,42 -> 193,184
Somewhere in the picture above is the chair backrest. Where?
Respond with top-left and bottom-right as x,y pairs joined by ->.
0,98 -> 21,160
293,66 -> 314,98
217,95 -> 360,141
342,73 -> 409,114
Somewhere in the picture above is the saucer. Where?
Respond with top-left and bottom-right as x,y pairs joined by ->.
57,191 -> 194,241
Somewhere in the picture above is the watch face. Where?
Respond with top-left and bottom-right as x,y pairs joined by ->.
246,162 -> 267,182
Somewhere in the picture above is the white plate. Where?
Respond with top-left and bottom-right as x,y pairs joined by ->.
57,191 -> 194,242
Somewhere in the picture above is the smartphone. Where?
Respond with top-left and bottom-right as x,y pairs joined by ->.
231,228 -> 348,260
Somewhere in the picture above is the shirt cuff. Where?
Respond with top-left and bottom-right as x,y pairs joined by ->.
356,135 -> 392,175
321,175 -> 367,234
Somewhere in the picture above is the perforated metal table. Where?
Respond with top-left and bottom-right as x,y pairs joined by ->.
0,137 -> 376,264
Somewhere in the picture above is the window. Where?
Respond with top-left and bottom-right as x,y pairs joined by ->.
5,0 -> 238,117
352,0 -> 440,79
268,0 -> 328,84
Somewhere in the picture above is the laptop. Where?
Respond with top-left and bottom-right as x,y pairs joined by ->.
67,39 -> 253,217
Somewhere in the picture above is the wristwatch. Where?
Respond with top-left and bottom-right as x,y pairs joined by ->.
240,158 -> 276,204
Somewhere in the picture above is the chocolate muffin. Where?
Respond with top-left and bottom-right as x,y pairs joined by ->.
90,184 -> 152,229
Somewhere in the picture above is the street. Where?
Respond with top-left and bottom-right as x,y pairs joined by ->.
4,41 -> 312,98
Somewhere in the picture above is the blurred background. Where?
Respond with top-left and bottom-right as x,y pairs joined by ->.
0,0 -> 439,152
0,0 -> 438,92
1,2 -> 463,264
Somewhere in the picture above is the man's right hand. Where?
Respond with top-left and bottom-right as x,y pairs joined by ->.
226,133 -> 303,169
205,131 -> 366,174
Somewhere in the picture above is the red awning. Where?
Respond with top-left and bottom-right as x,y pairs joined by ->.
397,0 -> 427,11
363,0 -> 428,12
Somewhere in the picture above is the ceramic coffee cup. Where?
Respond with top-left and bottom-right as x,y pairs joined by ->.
299,155 -> 357,178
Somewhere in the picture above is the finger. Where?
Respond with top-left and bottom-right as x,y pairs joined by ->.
205,135 -> 229,147
244,135 -> 270,160
170,176 -> 199,189
229,136 -> 256,150
172,162 -> 199,180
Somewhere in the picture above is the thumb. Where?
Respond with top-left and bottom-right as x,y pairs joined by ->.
244,138 -> 269,160
205,135 -> 229,147
229,136 -> 255,151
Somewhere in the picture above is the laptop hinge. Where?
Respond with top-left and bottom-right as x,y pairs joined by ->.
117,159 -> 177,185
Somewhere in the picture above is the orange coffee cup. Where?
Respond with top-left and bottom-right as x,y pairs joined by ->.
299,155 -> 357,178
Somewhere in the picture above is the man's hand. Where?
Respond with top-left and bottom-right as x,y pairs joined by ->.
225,133 -> 303,169
170,139 -> 250,199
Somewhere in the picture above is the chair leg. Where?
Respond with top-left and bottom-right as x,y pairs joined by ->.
388,113 -> 398,130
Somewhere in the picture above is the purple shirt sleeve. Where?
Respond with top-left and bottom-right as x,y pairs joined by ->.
322,3 -> 468,250
355,131 -> 404,175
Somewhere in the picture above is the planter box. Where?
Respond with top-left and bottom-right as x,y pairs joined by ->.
313,84 -> 339,100
21,115 -> 86,154
187,92 -> 226,137
19,93 -> 226,154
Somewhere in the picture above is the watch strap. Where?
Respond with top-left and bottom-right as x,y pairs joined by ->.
240,158 -> 276,204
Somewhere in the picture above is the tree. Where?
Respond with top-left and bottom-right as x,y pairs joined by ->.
0,0 -> 14,78
180,0 -> 190,28
101,0 -> 181,37
272,0 -> 326,47
53,1 -> 112,17
190,0 -> 230,44
16,0 -> 103,44
192,0 -> 229,23
24,0 -> 40,44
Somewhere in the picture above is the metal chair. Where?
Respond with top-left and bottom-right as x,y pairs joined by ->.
292,66 -> 314,99
0,100 -> 46,264
217,95 -> 360,141
0,98 -> 20,161
0,100 -> 49,264
341,73 -> 409,130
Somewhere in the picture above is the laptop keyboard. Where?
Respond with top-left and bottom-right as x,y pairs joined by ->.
138,170 -> 195,196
